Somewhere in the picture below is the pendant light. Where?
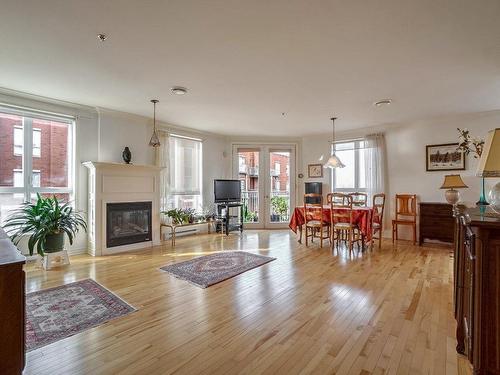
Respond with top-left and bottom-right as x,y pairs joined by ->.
149,99 -> 161,147
323,117 -> 345,169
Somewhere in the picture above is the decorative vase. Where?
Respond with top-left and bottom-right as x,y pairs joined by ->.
489,182 -> 500,213
476,177 -> 489,206
122,147 -> 132,164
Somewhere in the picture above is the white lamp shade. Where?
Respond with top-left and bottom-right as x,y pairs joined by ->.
323,154 -> 345,169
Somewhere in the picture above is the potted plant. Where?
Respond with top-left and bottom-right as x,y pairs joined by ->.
271,196 -> 289,222
2,194 -> 87,257
162,209 -> 184,225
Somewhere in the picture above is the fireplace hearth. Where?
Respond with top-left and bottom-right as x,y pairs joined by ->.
106,202 -> 152,248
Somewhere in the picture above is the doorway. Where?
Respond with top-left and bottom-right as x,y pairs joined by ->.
232,144 -> 296,229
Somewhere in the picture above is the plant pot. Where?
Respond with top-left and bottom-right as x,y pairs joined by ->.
44,232 -> 65,253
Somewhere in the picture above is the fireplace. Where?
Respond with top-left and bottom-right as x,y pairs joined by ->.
106,202 -> 152,248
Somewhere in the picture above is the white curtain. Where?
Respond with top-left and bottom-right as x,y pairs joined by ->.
364,133 -> 387,202
155,130 -> 170,216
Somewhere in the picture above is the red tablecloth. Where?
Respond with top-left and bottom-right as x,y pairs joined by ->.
289,206 -> 374,241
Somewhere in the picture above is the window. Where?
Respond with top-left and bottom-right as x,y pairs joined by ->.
13,126 -> 42,157
0,109 -> 74,223
13,126 -> 23,155
32,128 -> 41,157
274,162 -> 280,174
168,135 -> 202,210
331,140 -> 367,192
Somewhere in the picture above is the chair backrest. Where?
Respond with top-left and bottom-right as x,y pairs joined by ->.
372,193 -> 386,226
349,192 -> 368,207
327,192 -> 347,205
395,194 -> 417,221
304,194 -> 323,224
330,193 -> 353,225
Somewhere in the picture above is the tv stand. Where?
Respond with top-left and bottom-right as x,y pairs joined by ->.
215,202 -> 243,235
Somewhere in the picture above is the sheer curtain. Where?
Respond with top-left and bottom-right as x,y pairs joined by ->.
364,133 -> 387,202
155,130 -> 170,217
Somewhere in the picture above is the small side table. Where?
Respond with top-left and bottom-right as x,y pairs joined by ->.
160,220 -> 214,247
42,250 -> 70,270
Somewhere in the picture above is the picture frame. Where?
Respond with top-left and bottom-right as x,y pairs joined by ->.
308,163 -> 323,178
426,143 -> 465,171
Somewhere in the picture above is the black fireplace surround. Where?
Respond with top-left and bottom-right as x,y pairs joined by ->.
106,201 -> 152,248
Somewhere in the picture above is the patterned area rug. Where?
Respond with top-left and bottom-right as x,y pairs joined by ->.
26,279 -> 136,351
160,251 -> 276,288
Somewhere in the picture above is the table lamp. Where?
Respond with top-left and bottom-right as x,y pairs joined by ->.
476,128 -> 500,212
440,174 -> 468,205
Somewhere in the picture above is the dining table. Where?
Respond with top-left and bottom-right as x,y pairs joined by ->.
288,205 -> 374,245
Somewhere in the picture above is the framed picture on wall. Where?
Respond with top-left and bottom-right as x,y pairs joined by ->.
308,164 -> 323,178
426,143 -> 465,171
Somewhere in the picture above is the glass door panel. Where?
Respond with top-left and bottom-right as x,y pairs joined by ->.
269,151 -> 291,224
236,148 -> 261,226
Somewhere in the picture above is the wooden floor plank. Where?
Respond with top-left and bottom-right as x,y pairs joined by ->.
22,230 -> 467,374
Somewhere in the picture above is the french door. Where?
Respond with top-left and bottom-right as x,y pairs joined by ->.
232,144 -> 296,229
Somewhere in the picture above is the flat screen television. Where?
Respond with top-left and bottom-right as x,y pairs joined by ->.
214,179 -> 241,203
305,182 -> 322,204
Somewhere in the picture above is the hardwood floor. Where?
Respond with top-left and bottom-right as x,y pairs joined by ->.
24,230 -> 469,374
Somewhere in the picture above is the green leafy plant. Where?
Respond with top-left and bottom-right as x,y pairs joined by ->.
271,196 -> 289,217
2,194 -> 87,257
162,208 -> 197,224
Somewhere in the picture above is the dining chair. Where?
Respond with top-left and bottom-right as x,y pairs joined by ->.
391,194 -> 417,244
330,193 -> 360,252
349,192 -> 368,207
371,193 -> 386,249
327,192 -> 347,205
304,193 -> 330,247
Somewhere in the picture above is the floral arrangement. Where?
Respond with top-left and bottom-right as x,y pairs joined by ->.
457,128 -> 484,158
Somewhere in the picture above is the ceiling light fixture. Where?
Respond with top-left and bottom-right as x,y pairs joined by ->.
149,99 -> 161,147
171,86 -> 188,95
97,34 -> 107,42
374,99 -> 392,107
323,117 -> 345,169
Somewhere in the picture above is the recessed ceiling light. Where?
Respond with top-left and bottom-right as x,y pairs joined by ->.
171,86 -> 188,95
97,34 -> 107,42
374,99 -> 392,107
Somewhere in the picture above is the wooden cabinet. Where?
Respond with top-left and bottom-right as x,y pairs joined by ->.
0,228 -> 26,375
419,202 -> 454,245
454,207 -> 500,374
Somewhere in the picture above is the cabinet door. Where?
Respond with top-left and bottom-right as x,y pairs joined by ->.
463,226 -> 475,361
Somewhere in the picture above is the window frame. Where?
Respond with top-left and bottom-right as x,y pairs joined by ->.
0,108 -> 75,202
167,133 -> 203,210
330,139 -> 367,193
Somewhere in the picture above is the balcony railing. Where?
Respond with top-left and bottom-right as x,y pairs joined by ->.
241,190 -> 290,223
248,167 -> 259,176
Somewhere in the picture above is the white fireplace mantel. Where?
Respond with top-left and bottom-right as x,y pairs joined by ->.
83,161 -> 162,256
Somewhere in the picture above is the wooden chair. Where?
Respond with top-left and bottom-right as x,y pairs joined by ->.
304,194 -> 330,247
330,193 -> 361,252
349,192 -> 368,207
392,194 -> 417,244
327,192 -> 347,205
371,193 -> 386,249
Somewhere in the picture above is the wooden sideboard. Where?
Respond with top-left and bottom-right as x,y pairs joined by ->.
454,207 -> 500,375
0,228 -> 26,375
419,202 -> 454,245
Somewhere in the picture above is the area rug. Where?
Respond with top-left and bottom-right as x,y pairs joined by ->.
25,278 -> 136,351
160,251 -> 276,288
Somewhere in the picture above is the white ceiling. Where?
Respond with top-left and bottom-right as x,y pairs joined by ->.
1,0 -> 500,136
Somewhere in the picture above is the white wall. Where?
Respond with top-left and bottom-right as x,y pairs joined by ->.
301,111 -> 500,240
0,90 -> 232,253
97,108 -> 156,165
385,111 -> 499,239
